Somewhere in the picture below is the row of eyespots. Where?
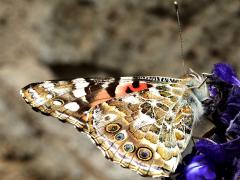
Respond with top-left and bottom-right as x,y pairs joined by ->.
105,123 -> 153,161
119,139 -> 153,161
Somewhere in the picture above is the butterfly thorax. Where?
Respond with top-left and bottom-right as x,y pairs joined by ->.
182,71 -> 210,102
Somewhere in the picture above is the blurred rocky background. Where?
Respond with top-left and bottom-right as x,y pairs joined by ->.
0,0 -> 239,179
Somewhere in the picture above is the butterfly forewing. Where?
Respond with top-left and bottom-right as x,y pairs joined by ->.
20,77 -> 153,129
20,76 -> 205,178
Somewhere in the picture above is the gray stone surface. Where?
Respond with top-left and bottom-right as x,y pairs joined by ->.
0,0 -> 239,180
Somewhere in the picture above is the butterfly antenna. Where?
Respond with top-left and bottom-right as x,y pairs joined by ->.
174,1 -> 186,73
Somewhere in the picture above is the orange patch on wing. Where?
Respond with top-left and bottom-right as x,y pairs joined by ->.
90,90 -> 111,107
115,86 -> 128,96
129,82 -> 148,92
115,82 -> 149,96
90,82 -> 150,107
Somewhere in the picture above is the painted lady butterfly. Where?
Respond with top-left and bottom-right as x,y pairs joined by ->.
20,70 -> 210,177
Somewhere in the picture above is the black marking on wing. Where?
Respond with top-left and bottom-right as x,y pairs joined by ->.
84,79 -> 96,94
126,87 -> 133,93
106,77 -> 120,97
147,84 -> 153,88
32,107 -> 50,116
84,79 -> 102,102
74,99 -> 91,112
132,80 -> 140,88
135,76 -> 180,83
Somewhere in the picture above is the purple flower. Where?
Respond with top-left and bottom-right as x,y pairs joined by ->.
195,138 -> 240,179
208,84 -> 218,98
209,63 -> 240,137
196,138 -> 240,164
220,86 -> 240,130
176,63 -> 240,179
213,63 -> 240,86
227,111 -> 240,137
185,155 -> 216,180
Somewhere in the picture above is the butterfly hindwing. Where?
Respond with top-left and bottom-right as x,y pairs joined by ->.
87,82 -> 196,177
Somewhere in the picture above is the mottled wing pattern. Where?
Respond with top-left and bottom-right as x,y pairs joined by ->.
20,76 -> 203,178
20,77 -> 153,131
87,82 -> 197,177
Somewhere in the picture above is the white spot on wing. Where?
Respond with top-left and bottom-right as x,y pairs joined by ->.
101,82 -> 110,88
41,81 -> 54,90
28,88 -> 38,97
123,96 -> 140,104
64,102 -> 80,111
149,87 -> 161,97
28,88 -> 46,105
35,98 -> 45,105
46,94 -> 53,99
53,100 -> 63,106
72,78 -> 89,89
134,113 -> 156,129
72,89 -> 86,98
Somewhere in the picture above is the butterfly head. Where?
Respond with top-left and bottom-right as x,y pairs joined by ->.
184,69 -> 210,102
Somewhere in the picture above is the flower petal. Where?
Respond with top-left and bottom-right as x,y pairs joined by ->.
227,112 -> 240,137
196,138 -> 240,164
220,86 -> 240,127
213,63 -> 240,86
233,158 -> 240,180
185,155 -> 216,180
208,84 -> 218,98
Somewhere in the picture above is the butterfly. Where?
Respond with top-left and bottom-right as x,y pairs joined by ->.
20,70 -> 210,178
